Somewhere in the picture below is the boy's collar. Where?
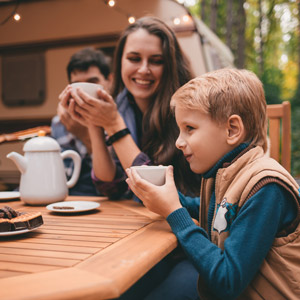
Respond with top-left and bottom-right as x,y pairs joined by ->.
203,143 -> 250,179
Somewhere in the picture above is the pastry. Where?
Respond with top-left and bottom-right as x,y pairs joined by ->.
0,206 -> 43,232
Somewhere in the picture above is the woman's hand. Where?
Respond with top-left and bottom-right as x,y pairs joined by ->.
126,166 -> 182,218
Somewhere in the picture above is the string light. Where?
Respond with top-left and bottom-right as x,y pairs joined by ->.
13,13 -> 21,22
182,14 -> 191,23
173,17 -> 181,25
0,1 -> 20,26
103,0 -> 135,24
128,15 -> 135,24
173,14 -> 193,26
108,0 -> 115,7
1,0 -> 191,27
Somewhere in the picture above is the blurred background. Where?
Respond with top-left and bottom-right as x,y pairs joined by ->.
182,0 -> 300,178
0,0 -> 299,189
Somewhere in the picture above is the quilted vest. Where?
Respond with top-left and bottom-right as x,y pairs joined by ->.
197,146 -> 300,300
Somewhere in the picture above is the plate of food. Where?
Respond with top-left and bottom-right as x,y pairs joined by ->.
0,227 -> 41,237
0,191 -> 20,201
0,206 -> 43,236
46,201 -> 100,213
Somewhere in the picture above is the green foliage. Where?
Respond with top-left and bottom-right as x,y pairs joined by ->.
186,0 -> 300,176
261,67 -> 284,104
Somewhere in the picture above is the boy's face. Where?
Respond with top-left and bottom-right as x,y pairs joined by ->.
175,106 -> 233,174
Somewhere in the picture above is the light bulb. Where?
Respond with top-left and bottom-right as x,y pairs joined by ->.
13,13 -> 21,21
182,15 -> 190,23
173,17 -> 180,25
128,16 -> 135,24
108,0 -> 115,7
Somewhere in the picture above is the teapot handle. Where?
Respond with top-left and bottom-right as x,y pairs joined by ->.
60,150 -> 81,188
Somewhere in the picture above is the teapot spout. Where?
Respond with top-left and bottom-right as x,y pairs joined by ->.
6,152 -> 27,174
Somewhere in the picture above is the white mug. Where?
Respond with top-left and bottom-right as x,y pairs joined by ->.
131,166 -> 168,186
71,82 -> 103,98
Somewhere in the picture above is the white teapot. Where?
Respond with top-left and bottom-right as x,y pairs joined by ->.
7,132 -> 81,205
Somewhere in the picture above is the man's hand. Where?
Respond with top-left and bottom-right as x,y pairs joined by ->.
126,166 -> 182,218
57,102 -> 92,153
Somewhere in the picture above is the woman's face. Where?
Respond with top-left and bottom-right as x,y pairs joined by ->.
121,28 -> 164,112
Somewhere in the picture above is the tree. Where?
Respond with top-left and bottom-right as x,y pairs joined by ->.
236,0 -> 246,68
226,0 -> 233,49
201,0 -> 207,24
210,0 -> 218,33
292,0 -> 300,106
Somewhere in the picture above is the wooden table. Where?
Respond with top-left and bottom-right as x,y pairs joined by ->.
0,196 -> 177,300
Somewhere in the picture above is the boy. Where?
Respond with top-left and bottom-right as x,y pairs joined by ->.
126,69 -> 300,299
51,47 -> 112,196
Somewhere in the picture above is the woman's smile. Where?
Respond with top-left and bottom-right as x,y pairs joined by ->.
133,78 -> 155,87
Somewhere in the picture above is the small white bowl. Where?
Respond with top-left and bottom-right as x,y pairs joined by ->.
71,82 -> 102,98
131,166 -> 167,186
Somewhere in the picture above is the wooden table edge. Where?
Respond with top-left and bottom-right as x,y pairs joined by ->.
0,220 -> 177,300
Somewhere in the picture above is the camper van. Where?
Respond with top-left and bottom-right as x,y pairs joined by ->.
0,0 -> 234,188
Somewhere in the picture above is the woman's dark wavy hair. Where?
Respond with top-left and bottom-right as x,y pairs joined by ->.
112,16 -> 200,195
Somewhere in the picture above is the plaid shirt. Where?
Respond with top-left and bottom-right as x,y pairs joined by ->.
51,115 -> 99,196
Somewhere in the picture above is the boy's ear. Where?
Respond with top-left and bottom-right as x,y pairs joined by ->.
226,114 -> 245,145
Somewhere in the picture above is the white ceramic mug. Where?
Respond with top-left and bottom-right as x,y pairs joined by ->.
131,166 -> 168,186
71,82 -> 103,98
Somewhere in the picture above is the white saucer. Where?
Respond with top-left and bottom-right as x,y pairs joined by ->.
0,225 -> 41,237
0,191 -> 20,200
46,201 -> 100,213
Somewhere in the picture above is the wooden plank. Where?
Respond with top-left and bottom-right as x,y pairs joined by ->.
0,261 -> 60,273
18,232 -> 120,243
269,118 -> 280,161
14,238 -> 111,248
0,270 -> 27,278
0,253 -> 80,267
43,221 -> 149,230
281,101 -> 291,171
43,215 -> 151,223
267,101 -> 291,172
0,241 -> 100,253
38,228 -> 129,238
112,199 -> 162,219
42,224 -> 134,234
0,247 -> 90,260
266,104 -> 284,117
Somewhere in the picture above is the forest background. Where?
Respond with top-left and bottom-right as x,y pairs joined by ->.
179,0 -> 300,177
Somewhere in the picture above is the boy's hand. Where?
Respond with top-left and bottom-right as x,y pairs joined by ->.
126,166 -> 182,218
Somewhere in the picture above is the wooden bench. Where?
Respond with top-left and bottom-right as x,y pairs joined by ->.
266,101 -> 291,172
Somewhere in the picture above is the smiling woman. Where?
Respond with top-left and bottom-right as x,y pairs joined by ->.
60,16 -> 201,200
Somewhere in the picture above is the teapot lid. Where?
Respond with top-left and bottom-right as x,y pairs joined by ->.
23,134 -> 61,152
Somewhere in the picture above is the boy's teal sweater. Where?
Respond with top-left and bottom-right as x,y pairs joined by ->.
167,144 -> 297,299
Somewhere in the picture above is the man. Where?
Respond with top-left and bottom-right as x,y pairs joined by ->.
51,47 -> 113,195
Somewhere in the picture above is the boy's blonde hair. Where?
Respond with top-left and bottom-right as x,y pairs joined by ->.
170,68 -> 268,152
